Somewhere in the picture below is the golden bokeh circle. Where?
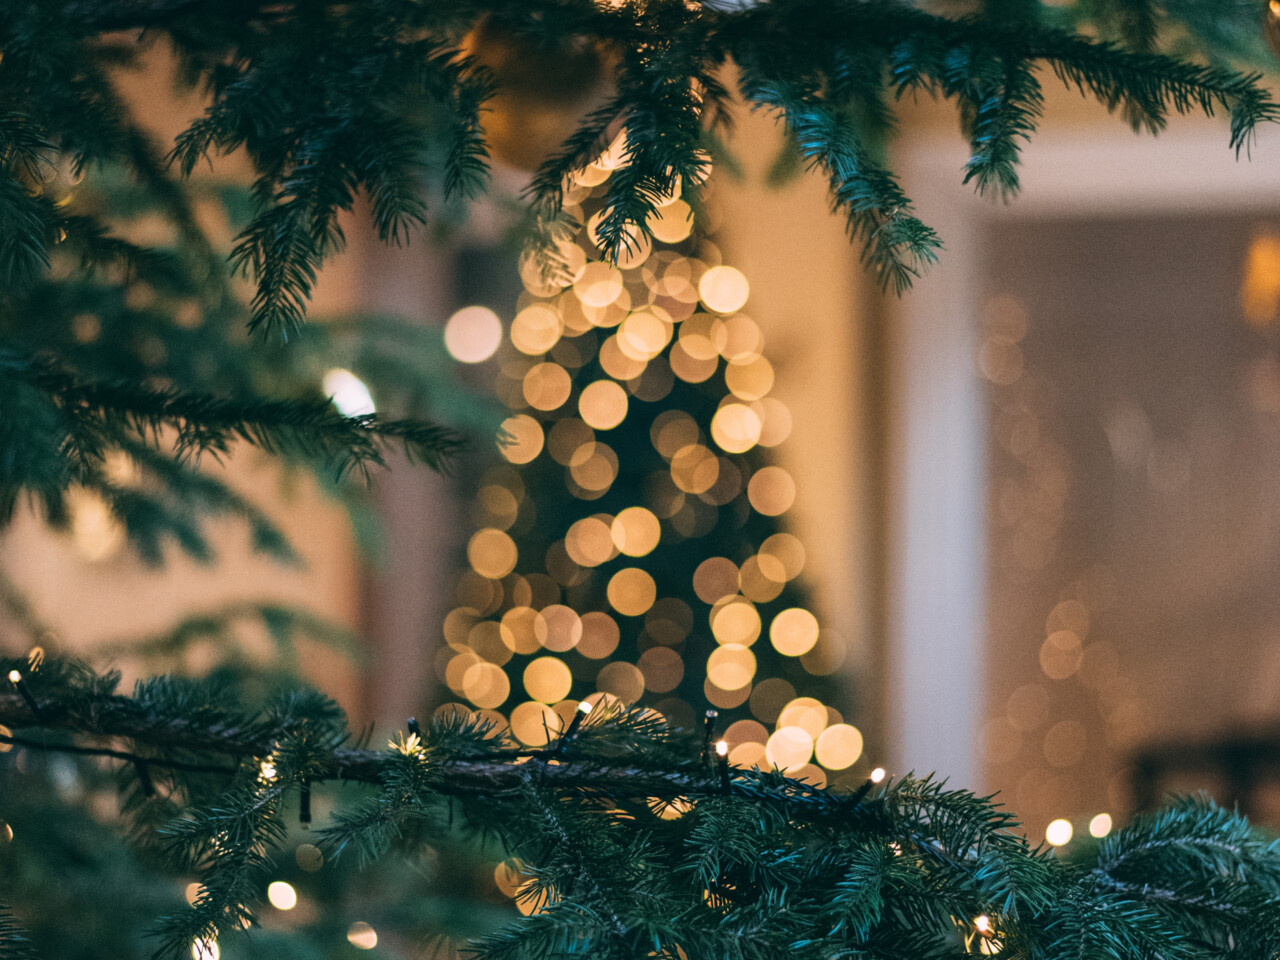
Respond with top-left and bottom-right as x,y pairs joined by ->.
611,506 -> 661,557
565,516 -> 616,567
509,700 -> 563,746
578,380 -> 629,430
815,724 -> 864,770
595,661 -> 645,703
711,598 -> 762,647
769,608 -> 820,657
523,657 -> 574,704
498,414 -> 544,464
467,528 -> 518,579
522,362 -> 572,411
534,604 -> 583,652
501,606 -> 542,654
765,726 -> 814,771
462,661 -> 510,709
747,466 -> 796,516
578,611 -> 621,659
607,567 -> 657,617
777,697 -> 828,739
637,646 -> 684,693
693,557 -> 739,604
510,303 -> 564,356
698,265 -> 750,314
710,403 -> 762,454
706,643 -> 756,690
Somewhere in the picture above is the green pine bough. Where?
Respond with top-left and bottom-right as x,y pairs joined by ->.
3,658 -> 1280,959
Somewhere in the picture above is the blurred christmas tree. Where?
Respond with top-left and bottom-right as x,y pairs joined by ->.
438,151 -> 864,788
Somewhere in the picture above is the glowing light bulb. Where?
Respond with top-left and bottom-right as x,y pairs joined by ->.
577,700 -> 593,715
444,305 -> 503,363
259,760 -> 278,782
347,921 -> 378,950
7,670 -> 20,684
1088,813 -> 1113,838
267,880 -> 297,910
974,915 -> 994,936
1045,818 -> 1073,846
715,740 -> 729,758
323,368 -> 376,417
870,767 -> 886,783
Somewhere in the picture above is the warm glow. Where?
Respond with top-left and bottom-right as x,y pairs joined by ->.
715,739 -> 729,758
511,303 -> 564,355
815,724 -> 864,770
468,528 -> 519,579
710,403 -> 763,454
769,608 -> 820,656
1045,819 -> 1074,846
747,465 -> 796,516
1089,813 -> 1113,838
711,599 -> 762,647
765,726 -> 814,771
607,567 -> 657,617
498,414 -> 544,464
870,767 -> 886,783
698,265 -> 750,313
295,844 -> 324,872
648,200 -> 694,243
776,698 -> 828,740
347,921 -> 378,950
7,670 -> 20,684
267,881 -> 297,911
444,305 -> 503,363
323,367 -> 376,416
462,661 -> 510,709
617,311 -> 672,361
577,612 -> 621,659
574,261 -> 624,308
510,701 -> 563,746
611,507 -> 661,556
523,657 -> 573,703
693,557 -> 740,603
975,915 -> 994,936
706,643 -> 756,690
565,516 -> 616,567
522,362 -> 572,411
191,939 -> 220,960
67,486 -> 125,562
258,760 -> 278,782
579,379 -> 629,430
596,661 -> 646,702
534,604 -> 583,652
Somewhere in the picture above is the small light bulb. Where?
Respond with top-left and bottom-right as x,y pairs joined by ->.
1045,818 -> 1074,847
715,740 -> 728,758
1089,812 -> 1113,838
259,760 -> 277,782
267,880 -> 297,911
7,670 -> 20,684
577,699 -> 593,715
870,767 -> 886,783
974,915 -> 994,936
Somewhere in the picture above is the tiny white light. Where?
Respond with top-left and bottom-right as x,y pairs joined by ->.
1089,812 -> 1113,838
323,368 -> 376,417
7,670 -> 21,684
267,880 -> 297,910
869,767 -> 886,783
1045,818 -> 1074,847
191,938 -> 220,960
259,760 -> 278,782
577,699 -> 593,715
974,915 -> 994,936
715,740 -> 729,758
347,921 -> 378,950
444,305 -> 503,364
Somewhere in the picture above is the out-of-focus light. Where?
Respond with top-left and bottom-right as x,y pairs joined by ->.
6,670 -> 20,684
1089,813 -> 1113,838
974,915 -> 994,936
1046,818 -> 1073,846
870,767 -> 886,783
191,938 -> 220,960
267,880 -> 297,910
347,921 -> 378,950
323,368 -> 376,416
444,305 -> 503,363
258,760 -> 278,782
185,882 -> 203,906
715,740 -> 729,758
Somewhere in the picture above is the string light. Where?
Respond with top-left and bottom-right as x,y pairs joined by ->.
1045,818 -> 1073,846
433,145 -> 852,782
870,767 -> 887,783
7,669 -> 41,717
267,881 -> 298,911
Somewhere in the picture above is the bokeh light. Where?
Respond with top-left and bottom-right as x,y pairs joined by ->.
445,305 -> 503,363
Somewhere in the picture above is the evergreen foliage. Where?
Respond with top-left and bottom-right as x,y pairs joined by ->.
4,659 -> 1280,959
4,2 -> 1280,958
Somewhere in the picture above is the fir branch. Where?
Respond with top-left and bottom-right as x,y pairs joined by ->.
0,350 -> 467,481
0,904 -> 42,960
